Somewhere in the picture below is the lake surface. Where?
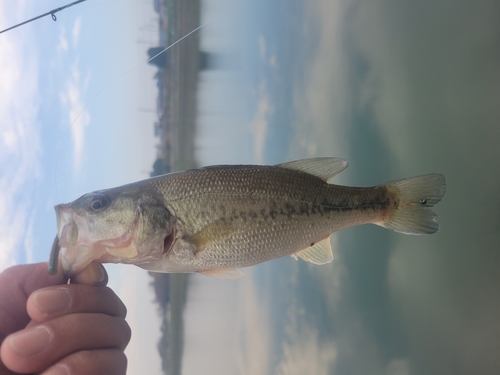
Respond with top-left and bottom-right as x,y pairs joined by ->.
181,0 -> 500,374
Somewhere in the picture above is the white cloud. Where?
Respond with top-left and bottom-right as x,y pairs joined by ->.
107,265 -> 163,375
249,35 -> 276,164
275,273 -> 338,375
249,81 -> 272,164
58,26 -> 69,51
289,0 -> 351,161
311,234 -> 345,312
0,5 -> 41,272
258,35 -> 278,68
236,275 -> 272,375
277,325 -> 338,375
59,59 -> 90,174
55,18 -> 90,179
181,271 -> 311,375
269,54 -> 278,68
182,274 -> 242,375
72,17 -> 81,47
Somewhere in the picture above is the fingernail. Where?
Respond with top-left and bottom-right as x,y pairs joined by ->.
88,262 -> 106,284
7,326 -> 53,356
45,364 -> 70,375
33,287 -> 72,315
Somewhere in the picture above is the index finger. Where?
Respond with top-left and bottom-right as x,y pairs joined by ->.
27,284 -> 127,323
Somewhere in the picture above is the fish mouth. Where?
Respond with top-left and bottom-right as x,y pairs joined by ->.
53,204 -> 139,277
53,204 -> 99,277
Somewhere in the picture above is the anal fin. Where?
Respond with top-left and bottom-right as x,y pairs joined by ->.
292,237 -> 333,265
199,268 -> 245,279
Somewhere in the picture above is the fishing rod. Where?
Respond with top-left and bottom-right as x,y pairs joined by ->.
0,0 -> 88,35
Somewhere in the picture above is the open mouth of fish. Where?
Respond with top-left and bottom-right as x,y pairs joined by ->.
50,204 -> 173,277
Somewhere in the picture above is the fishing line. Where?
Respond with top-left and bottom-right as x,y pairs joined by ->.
54,0 -> 248,203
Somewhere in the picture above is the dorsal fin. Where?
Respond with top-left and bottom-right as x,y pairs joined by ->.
277,157 -> 348,182
291,237 -> 333,265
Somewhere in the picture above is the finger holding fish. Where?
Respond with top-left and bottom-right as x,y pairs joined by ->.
1,312 -> 130,374
0,262 -> 130,375
27,283 -> 127,323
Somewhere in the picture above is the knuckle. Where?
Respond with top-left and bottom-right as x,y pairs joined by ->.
115,318 -> 132,349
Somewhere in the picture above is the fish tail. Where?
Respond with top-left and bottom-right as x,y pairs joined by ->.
378,174 -> 446,234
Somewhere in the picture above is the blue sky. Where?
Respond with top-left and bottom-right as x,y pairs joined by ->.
0,1 -> 161,373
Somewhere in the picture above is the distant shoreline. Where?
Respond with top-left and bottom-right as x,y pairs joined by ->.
148,1 -> 201,374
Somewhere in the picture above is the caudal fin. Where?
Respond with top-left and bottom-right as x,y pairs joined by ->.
378,174 -> 446,235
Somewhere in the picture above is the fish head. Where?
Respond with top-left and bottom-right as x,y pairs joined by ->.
53,186 -> 174,277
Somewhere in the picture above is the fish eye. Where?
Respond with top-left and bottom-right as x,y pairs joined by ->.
89,195 -> 108,211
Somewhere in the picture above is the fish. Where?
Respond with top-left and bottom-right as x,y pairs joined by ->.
49,157 -> 446,279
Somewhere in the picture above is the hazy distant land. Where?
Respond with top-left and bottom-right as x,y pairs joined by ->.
147,0 -> 201,374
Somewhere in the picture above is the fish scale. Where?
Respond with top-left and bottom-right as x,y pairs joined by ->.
51,158 -> 446,278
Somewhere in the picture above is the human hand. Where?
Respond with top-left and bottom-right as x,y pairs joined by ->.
0,262 -> 131,374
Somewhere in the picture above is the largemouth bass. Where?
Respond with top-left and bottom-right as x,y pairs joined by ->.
49,158 -> 446,278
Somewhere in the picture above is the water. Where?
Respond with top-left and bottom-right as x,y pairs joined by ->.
182,0 -> 500,374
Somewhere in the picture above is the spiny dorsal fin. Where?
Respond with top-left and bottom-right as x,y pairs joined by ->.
291,237 -> 333,265
277,157 -> 348,182
199,268 -> 245,279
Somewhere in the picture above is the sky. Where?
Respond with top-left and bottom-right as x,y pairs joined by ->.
187,0 -> 500,374
0,0 -> 159,267
0,1 -> 162,373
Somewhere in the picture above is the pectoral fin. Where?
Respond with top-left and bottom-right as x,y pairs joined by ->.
188,220 -> 234,253
199,268 -> 245,279
291,237 -> 333,265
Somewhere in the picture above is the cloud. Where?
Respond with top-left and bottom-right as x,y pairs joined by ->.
249,81 -> 272,164
276,298 -> 338,375
236,275 -> 272,375
0,5 -> 42,271
55,17 -> 90,179
59,59 -> 90,174
288,0 -> 352,160
72,17 -> 81,47
57,27 -> 69,51
182,275 -> 243,375
107,265 -> 163,375
258,35 -> 278,68
351,1 -> 500,371
269,54 -> 278,68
